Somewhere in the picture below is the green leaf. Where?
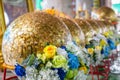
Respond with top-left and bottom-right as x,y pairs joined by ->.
27,54 -> 35,66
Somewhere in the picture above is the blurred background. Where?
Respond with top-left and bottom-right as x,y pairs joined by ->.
1,0 -> 120,26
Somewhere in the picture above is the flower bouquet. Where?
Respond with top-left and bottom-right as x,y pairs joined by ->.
14,41 -> 88,80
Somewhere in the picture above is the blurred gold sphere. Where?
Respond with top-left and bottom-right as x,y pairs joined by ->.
61,18 -> 85,47
96,6 -> 117,22
85,19 -> 102,33
75,19 -> 95,44
2,11 -> 72,66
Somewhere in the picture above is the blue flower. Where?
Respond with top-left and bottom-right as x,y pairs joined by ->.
15,64 -> 26,77
68,53 -> 80,69
101,46 -> 110,57
107,39 -> 116,50
85,44 -> 89,49
60,46 -> 67,51
52,68 -> 66,80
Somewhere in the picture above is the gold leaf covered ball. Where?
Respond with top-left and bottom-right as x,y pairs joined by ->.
102,20 -> 115,31
86,19 -> 102,34
2,11 -> 72,66
95,20 -> 108,33
61,18 -> 85,47
96,6 -> 117,22
75,19 -> 95,43
95,20 -> 105,34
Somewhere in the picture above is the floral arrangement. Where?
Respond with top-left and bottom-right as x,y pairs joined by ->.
14,41 -> 89,80
85,39 -> 103,65
85,32 -> 116,65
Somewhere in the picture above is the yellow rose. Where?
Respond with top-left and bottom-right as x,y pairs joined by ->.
79,66 -> 88,74
100,39 -> 107,46
103,32 -> 109,37
87,48 -> 94,55
43,45 -> 57,58
44,9 -> 59,16
95,46 -> 102,50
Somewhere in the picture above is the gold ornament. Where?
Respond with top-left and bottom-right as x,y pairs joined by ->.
94,20 -> 106,33
44,9 -> 85,46
2,11 -> 72,66
75,19 -> 95,43
61,18 -> 85,47
96,6 -> 117,22
85,19 -> 102,34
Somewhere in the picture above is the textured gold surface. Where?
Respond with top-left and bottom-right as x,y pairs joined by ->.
75,19 -> 95,43
94,20 -> 105,33
85,19 -> 101,34
2,11 -> 72,66
61,18 -> 85,47
96,6 -> 117,22
102,20 -> 115,31
96,20 -> 108,33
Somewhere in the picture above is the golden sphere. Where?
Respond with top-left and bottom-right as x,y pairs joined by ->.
2,11 -> 72,66
61,18 -> 85,47
75,19 -> 95,43
96,6 -> 117,22
85,19 -> 102,34
94,20 -> 106,33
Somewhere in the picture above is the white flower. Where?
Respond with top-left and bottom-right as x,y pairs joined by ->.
46,61 -> 53,68
25,66 -> 38,80
76,50 -> 86,63
66,41 -> 79,53
96,34 -> 106,40
77,51 -> 90,66
57,48 -> 68,58
74,71 -> 87,80
37,69 -> 60,80
94,49 -> 103,65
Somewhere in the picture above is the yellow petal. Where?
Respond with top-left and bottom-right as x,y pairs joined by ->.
87,48 -> 94,55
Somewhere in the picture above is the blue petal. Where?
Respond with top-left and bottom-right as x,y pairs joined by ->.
101,46 -> 110,57
60,46 -> 67,51
107,39 -> 116,50
15,64 -> 26,77
52,68 -> 66,80
68,53 -> 80,69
